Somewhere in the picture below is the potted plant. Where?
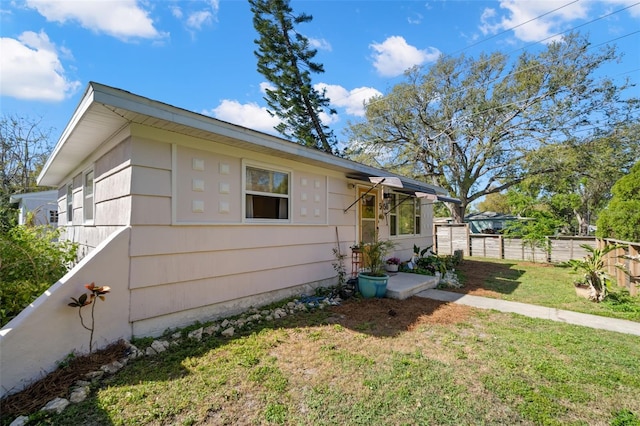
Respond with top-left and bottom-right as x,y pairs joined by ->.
358,239 -> 395,298
385,257 -> 401,272
566,243 -> 624,302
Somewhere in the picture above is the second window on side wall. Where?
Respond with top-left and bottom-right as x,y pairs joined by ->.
66,184 -> 73,223
245,165 -> 290,220
389,193 -> 421,236
83,169 -> 94,223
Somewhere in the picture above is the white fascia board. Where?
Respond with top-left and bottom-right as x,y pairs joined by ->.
37,85 -> 97,186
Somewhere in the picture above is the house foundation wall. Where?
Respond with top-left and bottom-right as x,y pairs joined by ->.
131,276 -> 335,337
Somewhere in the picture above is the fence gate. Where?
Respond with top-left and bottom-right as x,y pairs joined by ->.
434,223 -> 470,256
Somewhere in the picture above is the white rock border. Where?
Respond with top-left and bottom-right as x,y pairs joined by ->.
7,295 -> 342,425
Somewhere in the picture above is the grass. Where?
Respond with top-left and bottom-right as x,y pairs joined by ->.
456,257 -> 640,322
7,258 -> 640,425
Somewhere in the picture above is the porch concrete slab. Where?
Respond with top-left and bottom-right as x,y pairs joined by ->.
386,273 -> 439,300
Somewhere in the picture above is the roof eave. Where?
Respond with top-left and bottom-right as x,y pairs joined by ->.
37,85 -> 97,187
37,82 -> 453,199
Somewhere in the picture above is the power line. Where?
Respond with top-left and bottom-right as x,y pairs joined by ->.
448,0 -> 582,56
330,0 -> 586,107
333,2 -> 639,118
361,3 -> 639,113
357,29 -> 639,137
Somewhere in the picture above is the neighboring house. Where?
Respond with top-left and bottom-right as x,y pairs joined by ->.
465,211 -> 520,234
0,82 -> 457,397
9,190 -> 59,227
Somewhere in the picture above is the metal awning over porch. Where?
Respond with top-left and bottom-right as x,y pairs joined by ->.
346,173 -> 461,204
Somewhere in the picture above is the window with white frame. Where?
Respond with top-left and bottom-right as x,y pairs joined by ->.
244,165 -> 289,220
83,169 -> 94,223
66,183 -> 73,223
49,210 -> 59,224
389,193 -> 421,236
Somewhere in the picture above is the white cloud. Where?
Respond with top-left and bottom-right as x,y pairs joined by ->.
407,13 -> 423,25
317,83 -> 382,117
259,82 -> 275,94
607,0 -> 640,18
309,37 -> 332,51
479,0 -> 589,43
25,0 -> 164,40
318,110 -> 340,126
172,0 -> 219,33
370,36 -> 440,77
205,100 -> 280,134
170,5 -> 183,19
186,10 -> 214,30
0,31 -> 80,101
207,80 -> 380,137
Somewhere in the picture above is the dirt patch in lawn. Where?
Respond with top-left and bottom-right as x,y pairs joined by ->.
328,296 -> 473,337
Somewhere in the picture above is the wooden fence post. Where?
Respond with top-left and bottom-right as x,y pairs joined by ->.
629,243 -> 639,296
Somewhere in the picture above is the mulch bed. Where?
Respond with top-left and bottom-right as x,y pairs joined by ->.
0,340 -> 128,420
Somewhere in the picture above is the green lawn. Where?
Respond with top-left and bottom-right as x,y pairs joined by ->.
455,257 -> 640,322
5,258 -> 640,425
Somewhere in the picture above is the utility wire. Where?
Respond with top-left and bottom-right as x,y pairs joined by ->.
333,2 -> 639,120
328,0 -> 586,107
358,29 -> 640,137
360,3 -> 640,114
448,0 -> 582,56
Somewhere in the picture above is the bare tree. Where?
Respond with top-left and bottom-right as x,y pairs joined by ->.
0,114 -> 53,198
347,33 -> 638,222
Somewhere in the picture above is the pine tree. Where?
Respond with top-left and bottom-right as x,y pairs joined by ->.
250,0 -> 336,153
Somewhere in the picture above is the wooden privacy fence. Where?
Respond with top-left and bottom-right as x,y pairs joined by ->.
601,238 -> 640,296
433,224 -> 469,257
434,223 -> 597,262
433,223 -> 639,295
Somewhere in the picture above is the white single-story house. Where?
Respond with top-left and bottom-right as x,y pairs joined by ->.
0,82 -> 457,397
9,190 -> 59,227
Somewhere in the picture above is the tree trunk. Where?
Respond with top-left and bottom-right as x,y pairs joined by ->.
450,203 -> 466,223
574,209 -> 589,236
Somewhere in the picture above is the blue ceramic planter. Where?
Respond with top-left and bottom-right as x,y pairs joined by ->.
357,273 -> 389,298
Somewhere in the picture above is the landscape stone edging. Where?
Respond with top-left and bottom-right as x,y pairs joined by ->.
8,296 -> 341,426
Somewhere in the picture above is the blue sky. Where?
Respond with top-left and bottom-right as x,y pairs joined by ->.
1,0 -> 639,145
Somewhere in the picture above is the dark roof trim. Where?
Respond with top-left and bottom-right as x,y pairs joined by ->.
346,173 -> 436,196
346,173 -> 461,203
436,195 -> 462,205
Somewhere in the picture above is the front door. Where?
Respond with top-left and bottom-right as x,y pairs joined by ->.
359,187 -> 378,244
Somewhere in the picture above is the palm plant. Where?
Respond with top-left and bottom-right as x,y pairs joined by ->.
566,244 -> 623,302
360,240 -> 395,277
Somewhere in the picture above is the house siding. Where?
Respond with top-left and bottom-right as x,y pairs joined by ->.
110,126 -> 344,335
55,124 -> 437,333
59,137 -> 134,255
2,83 -> 449,398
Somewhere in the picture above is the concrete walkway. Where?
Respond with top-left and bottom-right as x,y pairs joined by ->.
417,288 -> 640,336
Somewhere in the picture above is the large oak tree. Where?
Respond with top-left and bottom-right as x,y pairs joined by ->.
347,33 -> 638,222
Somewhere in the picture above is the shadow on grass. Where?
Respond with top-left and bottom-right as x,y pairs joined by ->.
452,258 -> 525,295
